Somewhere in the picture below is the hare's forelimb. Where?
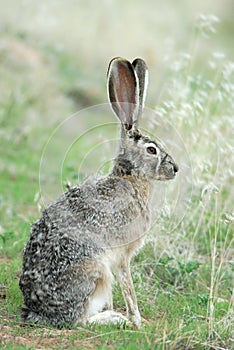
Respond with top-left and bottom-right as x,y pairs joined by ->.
116,260 -> 141,329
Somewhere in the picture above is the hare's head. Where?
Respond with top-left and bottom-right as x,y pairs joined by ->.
107,57 -> 178,181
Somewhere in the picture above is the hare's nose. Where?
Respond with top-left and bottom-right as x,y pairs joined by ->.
174,164 -> 179,173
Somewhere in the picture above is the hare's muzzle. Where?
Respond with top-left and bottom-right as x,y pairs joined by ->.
159,154 -> 179,180
167,163 -> 179,179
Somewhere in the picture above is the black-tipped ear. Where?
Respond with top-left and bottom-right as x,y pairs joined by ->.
107,57 -> 139,130
132,58 -> 148,123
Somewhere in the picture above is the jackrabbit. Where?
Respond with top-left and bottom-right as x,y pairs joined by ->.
19,57 -> 178,328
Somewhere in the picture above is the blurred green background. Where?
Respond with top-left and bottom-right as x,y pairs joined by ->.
1,0 -> 233,109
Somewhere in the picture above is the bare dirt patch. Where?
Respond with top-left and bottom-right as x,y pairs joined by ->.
0,322 -> 98,350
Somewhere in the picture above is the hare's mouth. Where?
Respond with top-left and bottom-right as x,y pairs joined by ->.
168,173 -> 177,180
157,174 -> 177,181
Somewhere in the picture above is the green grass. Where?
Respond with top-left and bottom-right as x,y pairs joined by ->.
0,2 -> 233,349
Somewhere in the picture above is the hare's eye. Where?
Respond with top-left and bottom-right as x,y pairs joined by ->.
147,146 -> 157,155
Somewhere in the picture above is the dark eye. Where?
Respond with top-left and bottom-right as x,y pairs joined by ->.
147,146 -> 157,155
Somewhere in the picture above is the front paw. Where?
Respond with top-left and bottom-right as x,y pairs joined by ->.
129,311 -> 141,329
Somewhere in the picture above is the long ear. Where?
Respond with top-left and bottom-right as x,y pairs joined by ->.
132,58 -> 148,126
107,57 -> 139,130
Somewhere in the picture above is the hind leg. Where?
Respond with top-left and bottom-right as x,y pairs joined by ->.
87,280 -> 128,326
86,261 -> 128,326
87,275 -> 113,317
88,310 -> 128,326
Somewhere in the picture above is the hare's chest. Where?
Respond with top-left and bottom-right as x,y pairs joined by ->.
109,235 -> 146,269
